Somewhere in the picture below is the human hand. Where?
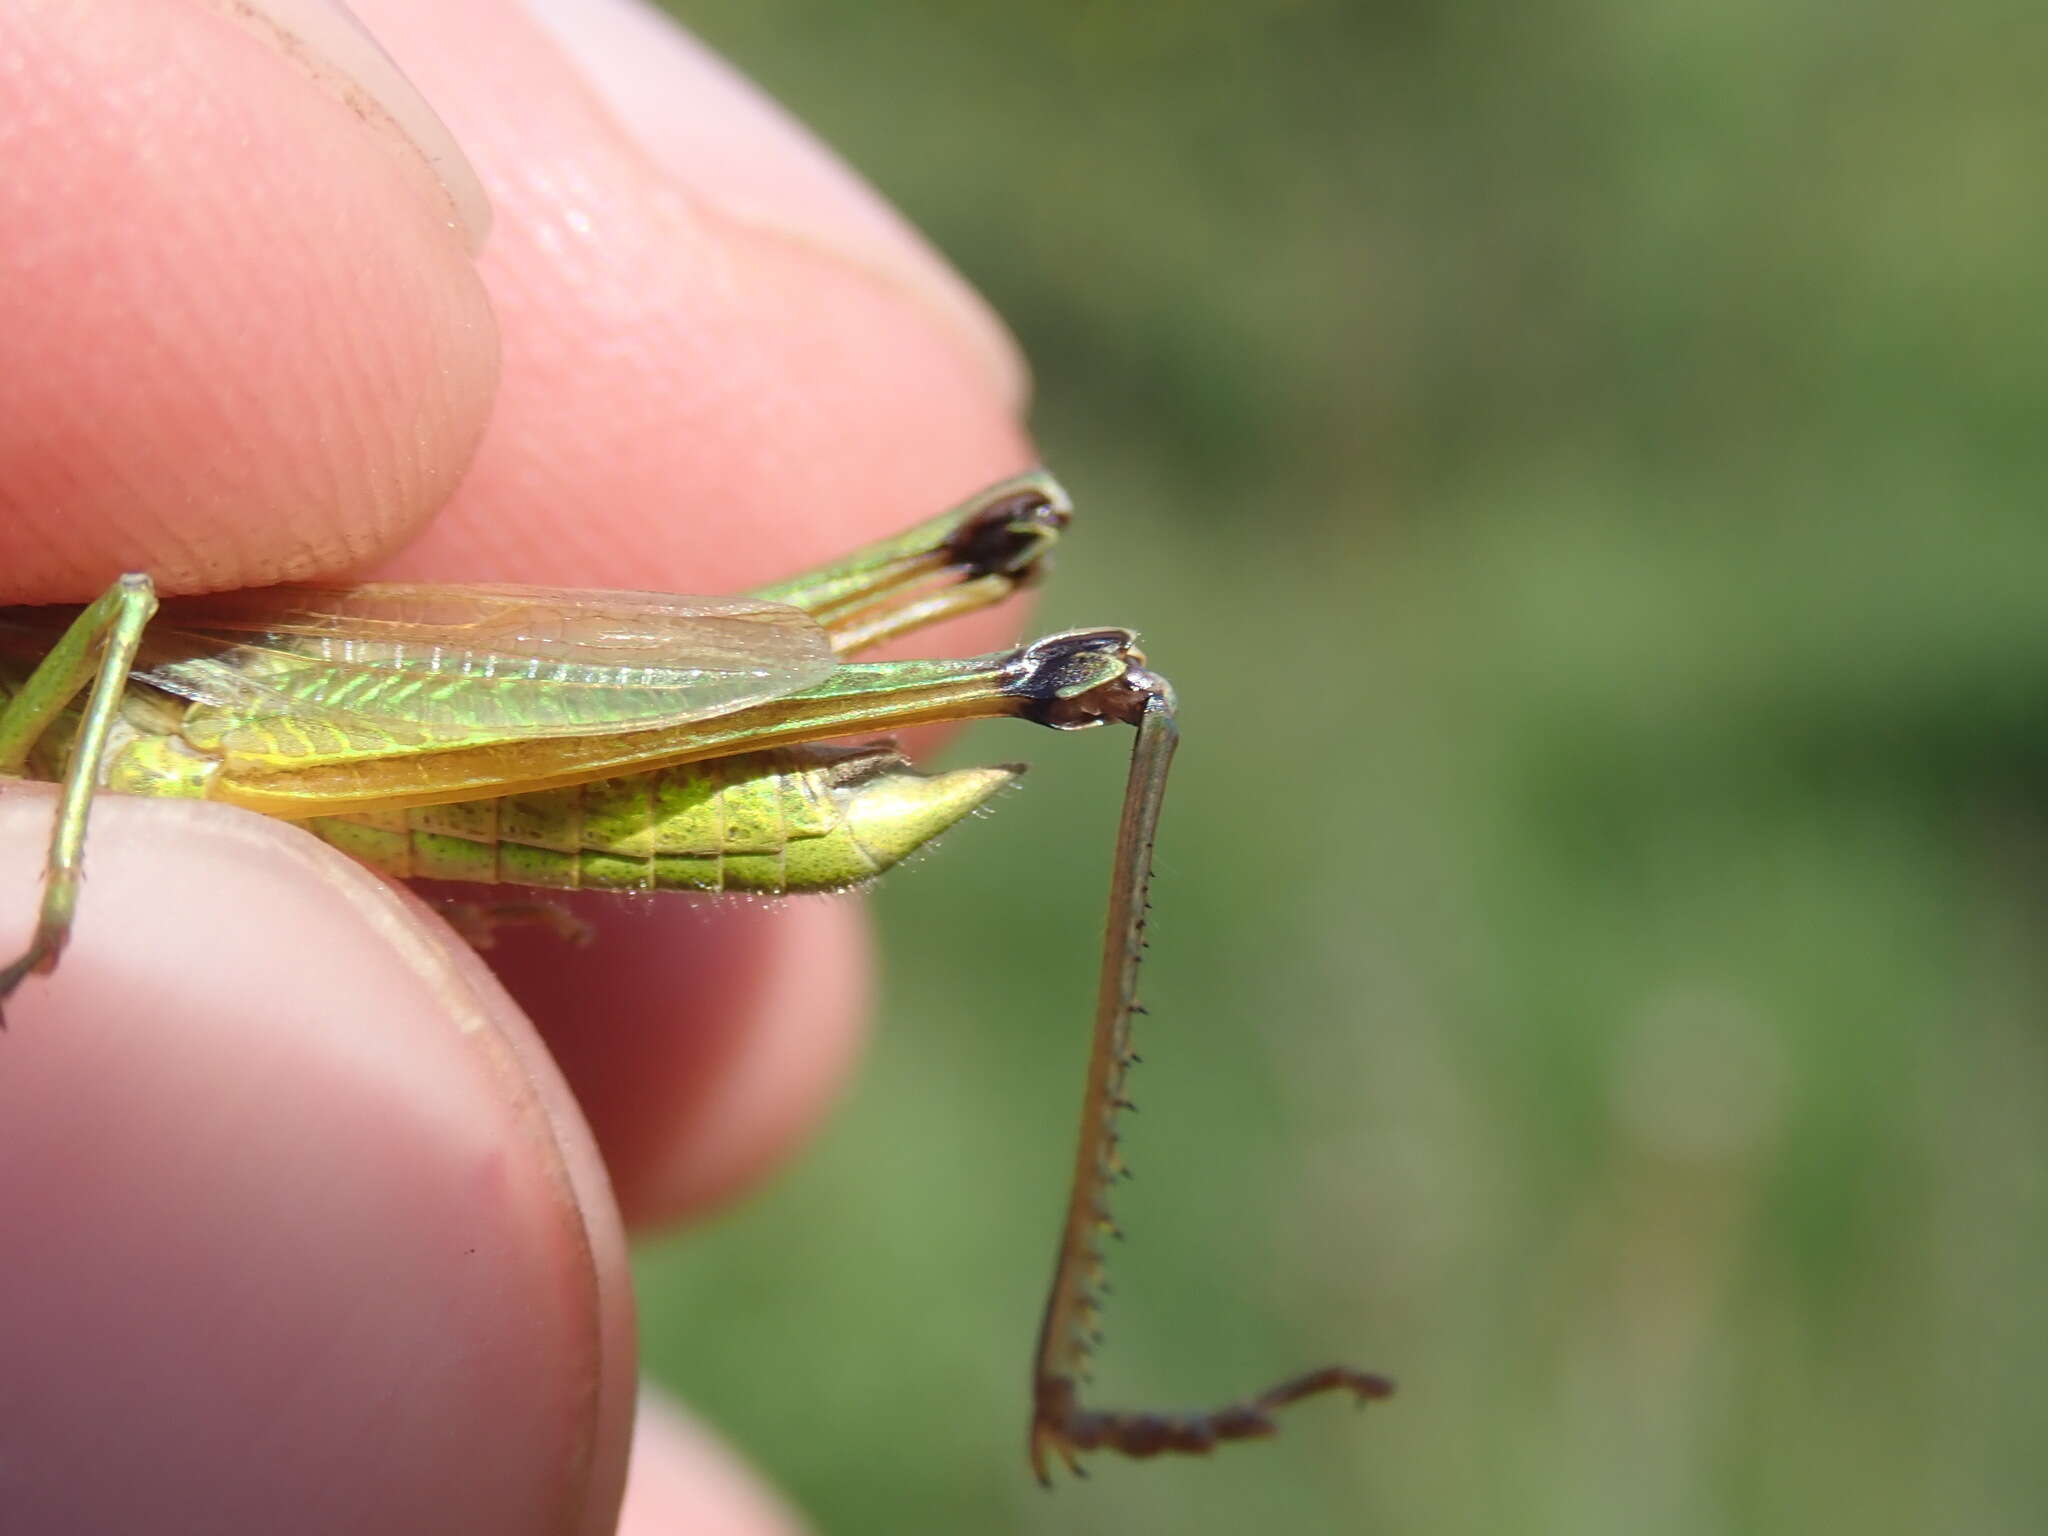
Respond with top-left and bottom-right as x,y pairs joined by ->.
0,1 -> 1030,1530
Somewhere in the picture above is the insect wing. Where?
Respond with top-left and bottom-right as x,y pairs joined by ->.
140,583 -> 839,754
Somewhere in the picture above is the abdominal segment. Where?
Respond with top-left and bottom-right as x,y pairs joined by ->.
306,743 -> 1017,895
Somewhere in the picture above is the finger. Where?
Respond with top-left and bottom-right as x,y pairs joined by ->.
0,790 -> 635,1536
355,0 -> 1033,618
345,0 -> 1038,1220
480,892 -> 871,1224
0,0 -> 499,602
616,1391 -> 811,1536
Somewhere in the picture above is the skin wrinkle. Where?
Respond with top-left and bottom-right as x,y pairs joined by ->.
118,118 -> 287,532
455,5 -> 1013,480
443,138 -> 721,578
515,0 -> 1026,409
65,261 -> 207,583
349,6 -> 1021,591
355,217 -> 487,534
472,198 -> 1027,589
0,3 -> 500,600
200,0 -> 492,252
110,482 -> 220,590
283,245 -> 414,568
481,21 -> 721,309
519,35 -> 1022,425
27,327 -> 356,595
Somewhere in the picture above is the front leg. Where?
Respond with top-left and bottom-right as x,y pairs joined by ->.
0,575 -> 159,1010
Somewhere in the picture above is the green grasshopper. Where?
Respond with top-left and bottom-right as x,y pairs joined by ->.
0,472 -> 1391,1480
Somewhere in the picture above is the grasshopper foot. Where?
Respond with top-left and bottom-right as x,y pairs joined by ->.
1029,1363 -> 1394,1484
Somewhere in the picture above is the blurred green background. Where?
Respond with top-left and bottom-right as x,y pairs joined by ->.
639,4 -> 2048,1532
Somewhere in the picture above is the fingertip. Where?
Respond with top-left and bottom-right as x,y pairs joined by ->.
489,894 -> 872,1228
0,0 -> 499,600
0,791 -> 633,1534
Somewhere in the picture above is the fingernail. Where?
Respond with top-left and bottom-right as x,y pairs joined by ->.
202,0 -> 493,253
516,0 -> 1031,410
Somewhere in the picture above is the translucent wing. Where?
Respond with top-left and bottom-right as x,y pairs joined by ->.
140,583 -> 837,756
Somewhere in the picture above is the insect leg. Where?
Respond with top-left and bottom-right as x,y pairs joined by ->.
436,900 -> 595,951
1025,683 -> 1395,1481
0,574 -> 158,1007
749,471 -> 1071,656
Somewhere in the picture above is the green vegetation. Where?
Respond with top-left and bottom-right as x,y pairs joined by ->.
639,4 -> 2048,1530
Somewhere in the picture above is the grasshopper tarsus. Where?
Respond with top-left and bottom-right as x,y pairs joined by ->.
1270,1363 -> 1397,1408
1031,1362 -> 1395,1482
